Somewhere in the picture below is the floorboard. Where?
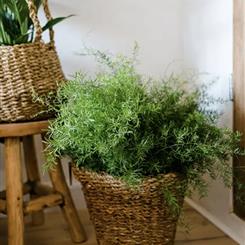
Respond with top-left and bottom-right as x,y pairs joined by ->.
0,203 -> 237,244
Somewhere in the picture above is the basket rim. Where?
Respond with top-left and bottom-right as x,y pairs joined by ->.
72,164 -> 186,185
0,40 -> 54,49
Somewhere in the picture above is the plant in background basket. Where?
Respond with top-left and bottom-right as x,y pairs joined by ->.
0,0 -> 68,122
0,0 -> 71,45
44,49 -> 242,245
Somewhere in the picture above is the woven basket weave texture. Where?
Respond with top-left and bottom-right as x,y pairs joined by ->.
73,167 -> 186,245
0,0 -> 64,122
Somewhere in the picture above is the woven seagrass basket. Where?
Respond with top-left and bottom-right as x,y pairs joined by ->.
73,167 -> 186,245
0,0 -> 65,122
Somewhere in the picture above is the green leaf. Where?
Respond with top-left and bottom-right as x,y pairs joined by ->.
15,31 -> 31,44
34,0 -> 43,9
42,15 -> 74,32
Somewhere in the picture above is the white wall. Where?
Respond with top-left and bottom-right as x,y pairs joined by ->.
183,1 -> 245,244
46,0 -> 184,77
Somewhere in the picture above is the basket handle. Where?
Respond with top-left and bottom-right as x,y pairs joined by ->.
26,0 -> 55,43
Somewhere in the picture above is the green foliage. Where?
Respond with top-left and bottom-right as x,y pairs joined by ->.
162,186 -> 182,216
45,50 -> 242,200
0,0 -> 71,45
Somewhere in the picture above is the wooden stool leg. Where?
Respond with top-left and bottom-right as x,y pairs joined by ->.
23,135 -> 45,226
5,137 -> 24,245
48,160 -> 86,243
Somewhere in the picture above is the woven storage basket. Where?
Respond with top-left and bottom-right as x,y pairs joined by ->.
0,0 -> 65,122
73,167 -> 186,245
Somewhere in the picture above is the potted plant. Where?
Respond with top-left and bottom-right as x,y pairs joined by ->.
0,0 -> 71,45
44,50 -> 242,245
0,0 -> 71,122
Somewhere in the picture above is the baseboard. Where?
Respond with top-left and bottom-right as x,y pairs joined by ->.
186,198 -> 244,245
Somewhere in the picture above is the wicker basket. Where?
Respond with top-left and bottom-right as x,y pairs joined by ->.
73,167 -> 186,245
0,0 -> 65,122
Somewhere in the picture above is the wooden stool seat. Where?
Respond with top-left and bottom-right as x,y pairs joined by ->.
0,120 -> 86,245
0,121 -> 50,137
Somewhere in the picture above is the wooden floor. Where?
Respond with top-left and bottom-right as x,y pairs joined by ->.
0,203 -> 237,245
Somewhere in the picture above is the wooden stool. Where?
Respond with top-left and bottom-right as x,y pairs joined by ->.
0,120 -> 86,245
